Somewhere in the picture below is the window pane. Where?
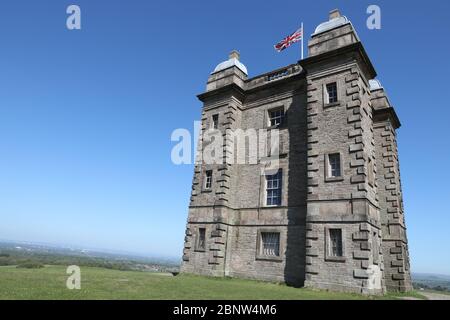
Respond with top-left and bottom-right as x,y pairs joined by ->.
326,83 -> 338,104
212,114 -> 219,129
198,228 -> 206,250
328,154 -> 341,177
269,109 -> 284,126
329,229 -> 343,257
261,232 -> 280,256
266,170 -> 282,206
205,170 -> 212,189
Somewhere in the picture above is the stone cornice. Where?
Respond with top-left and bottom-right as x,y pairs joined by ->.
299,42 -> 377,80
373,107 -> 401,129
197,64 -> 304,103
197,83 -> 245,103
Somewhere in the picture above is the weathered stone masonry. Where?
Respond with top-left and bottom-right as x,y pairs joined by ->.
181,10 -> 412,294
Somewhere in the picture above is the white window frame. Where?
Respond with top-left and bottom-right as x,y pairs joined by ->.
325,82 -> 338,104
268,108 -> 285,127
325,227 -> 346,262
204,170 -> 213,190
265,170 -> 282,206
328,153 -> 341,177
325,153 -> 343,182
211,114 -> 219,129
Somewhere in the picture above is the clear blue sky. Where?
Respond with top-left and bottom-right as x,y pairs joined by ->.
0,0 -> 449,274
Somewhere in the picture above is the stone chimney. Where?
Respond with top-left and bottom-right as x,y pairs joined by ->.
329,9 -> 341,20
229,50 -> 240,60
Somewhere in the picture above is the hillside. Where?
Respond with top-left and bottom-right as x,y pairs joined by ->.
412,273 -> 450,292
0,265 -> 424,300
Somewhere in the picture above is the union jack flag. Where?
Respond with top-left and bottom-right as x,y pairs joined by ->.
274,27 -> 303,52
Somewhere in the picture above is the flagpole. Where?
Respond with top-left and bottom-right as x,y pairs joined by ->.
301,22 -> 304,60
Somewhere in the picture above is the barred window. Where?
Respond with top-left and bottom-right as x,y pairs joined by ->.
260,232 -> 280,256
266,170 -> 282,206
268,108 -> 285,127
326,82 -> 338,104
212,114 -> 219,129
197,228 -> 206,250
204,170 -> 213,189
328,153 -> 341,177
329,229 -> 343,257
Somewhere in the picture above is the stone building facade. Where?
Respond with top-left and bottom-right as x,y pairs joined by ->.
181,10 -> 412,294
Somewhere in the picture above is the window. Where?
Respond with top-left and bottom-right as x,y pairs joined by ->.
329,229 -> 343,257
197,228 -> 206,251
368,158 -> 374,186
212,114 -> 219,129
266,170 -> 282,206
268,108 -> 285,127
204,170 -> 213,189
327,153 -> 341,178
260,232 -> 280,256
373,231 -> 379,264
326,82 -> 338,104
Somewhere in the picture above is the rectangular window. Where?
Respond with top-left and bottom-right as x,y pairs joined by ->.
326,82 -> 338,104
204,170 -> 212,189
197,228 -> 206,251
268,108 -> 285,127
329,229 -> 343,257
368,158 -> 374,186
266,170 -> 282,206
373,231 -> 379,264
328,153 -> 341,177
260,232 -> 280,256
212,114 -> 219,129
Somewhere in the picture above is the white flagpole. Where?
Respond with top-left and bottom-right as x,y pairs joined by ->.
301,22 -> 304,60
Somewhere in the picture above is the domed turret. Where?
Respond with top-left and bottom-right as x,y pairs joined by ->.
212,50 -> 248,75
369,79 -> 383,91
313,9 -> 350,35
308,9 -> 360,57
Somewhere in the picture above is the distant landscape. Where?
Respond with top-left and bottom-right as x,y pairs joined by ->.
412,273 -> 450,292
0,240 -> 448,300
0,240 -> 180,274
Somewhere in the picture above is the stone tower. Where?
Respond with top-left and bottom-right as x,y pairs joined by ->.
180,9 -> 412,294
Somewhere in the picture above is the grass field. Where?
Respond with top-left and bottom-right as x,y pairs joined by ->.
0,265 -> 423,300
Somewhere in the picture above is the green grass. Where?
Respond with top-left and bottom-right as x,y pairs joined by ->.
0,265 -> 423,300
385,290 -> 427,300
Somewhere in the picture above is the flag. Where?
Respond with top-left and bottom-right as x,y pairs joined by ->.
274,27 -> 303,52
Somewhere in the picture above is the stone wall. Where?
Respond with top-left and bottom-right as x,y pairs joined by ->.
373,105 -> 412,292
182,10 -> 412,294
181,67 -> 308,286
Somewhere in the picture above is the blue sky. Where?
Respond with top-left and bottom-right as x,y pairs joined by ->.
0,0 -> 449,274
